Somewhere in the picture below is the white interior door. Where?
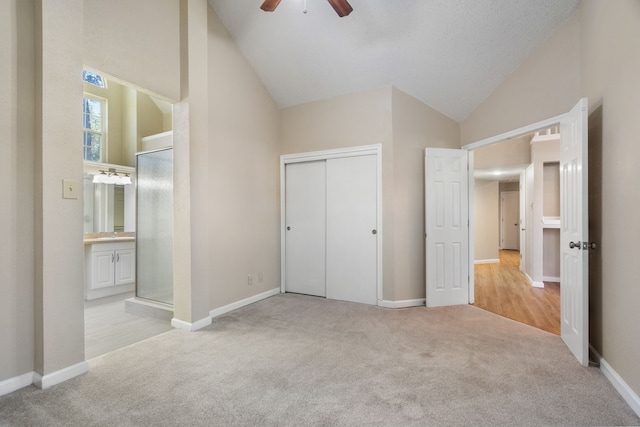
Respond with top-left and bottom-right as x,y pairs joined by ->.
560,98 -> 589,366
326,155 -> 378,305
285,161 -> 326,297
425,148 -> 469,307
501,191 -> 520,250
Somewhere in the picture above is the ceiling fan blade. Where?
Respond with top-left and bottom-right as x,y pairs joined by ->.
260,0 -> 282,12
326,0 -> 353,17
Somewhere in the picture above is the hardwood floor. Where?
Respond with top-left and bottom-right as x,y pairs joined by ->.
474,250 -> 560,335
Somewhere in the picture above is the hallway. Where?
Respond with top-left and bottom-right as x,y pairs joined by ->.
474,250 -> 560,335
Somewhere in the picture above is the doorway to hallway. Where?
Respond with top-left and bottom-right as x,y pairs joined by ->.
474,250 -> 560,335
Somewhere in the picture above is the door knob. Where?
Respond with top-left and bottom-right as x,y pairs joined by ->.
372,229 -> 377,235
286,226 -> 291,231
569,241 -> 581,249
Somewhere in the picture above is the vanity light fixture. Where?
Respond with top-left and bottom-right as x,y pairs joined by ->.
92,168 -> 133,185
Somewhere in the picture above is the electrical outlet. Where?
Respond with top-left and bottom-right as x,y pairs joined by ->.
258,273 -> 263,283
248,274 -> 253,286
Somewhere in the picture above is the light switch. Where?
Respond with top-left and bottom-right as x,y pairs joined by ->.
62,179 -> 78,199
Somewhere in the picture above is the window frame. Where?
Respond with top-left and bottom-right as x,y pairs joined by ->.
82,93 -> 108,162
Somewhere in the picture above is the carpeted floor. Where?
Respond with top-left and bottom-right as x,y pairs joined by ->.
1,293 -> 638,426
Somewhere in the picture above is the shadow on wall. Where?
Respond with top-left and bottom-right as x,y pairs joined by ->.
588,103 -> 603,353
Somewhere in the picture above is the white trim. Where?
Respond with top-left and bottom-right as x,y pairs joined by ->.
524,272 -> 545,288
33,361 -> 89,390
462,113 -> 566,151
474,259 -> 500,265
590,345 -> 640,418
281,144 -> 381,164
468,151 -> 475,305
0,372 -> 34,397
210,287 -> 280,319
378,299 -> 425,309
543,276 -> 560,283
530,132 -> 560,143
280,144 -> 383,303
171,316 -> 212,332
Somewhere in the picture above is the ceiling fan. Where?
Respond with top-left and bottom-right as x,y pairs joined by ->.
260,0 -> 353,17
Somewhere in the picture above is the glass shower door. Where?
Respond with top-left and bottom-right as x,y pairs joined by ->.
136,148 -> 173,305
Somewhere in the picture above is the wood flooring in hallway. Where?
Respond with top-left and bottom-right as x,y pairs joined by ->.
474,250 -> 560,335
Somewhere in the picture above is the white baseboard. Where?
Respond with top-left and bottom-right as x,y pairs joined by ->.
474,259 -> 500,264
524,273 -> 544,288
0,372 -> 34,397
210,287 -> 280,319
33,361 -> 89,390
543,276 -> 560,282
171,316 -> 212,332
590,345 -> 640,418
378,299 -> 425,309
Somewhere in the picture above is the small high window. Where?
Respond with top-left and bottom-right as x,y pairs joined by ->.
83,70 -> 106,88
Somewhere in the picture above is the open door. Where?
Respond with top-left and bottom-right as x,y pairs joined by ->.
519,170 -> 526,272
425,148 -> 469,307
560,98 -> 589,366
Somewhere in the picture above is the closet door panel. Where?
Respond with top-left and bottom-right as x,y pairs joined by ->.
284,161 -> 326,297
326,155 -> 377,305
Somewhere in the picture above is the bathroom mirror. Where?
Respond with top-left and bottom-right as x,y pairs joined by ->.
83,172 -> 136,234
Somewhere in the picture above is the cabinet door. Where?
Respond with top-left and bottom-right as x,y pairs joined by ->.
92,250 -> 115,289
115,249 -> 136,286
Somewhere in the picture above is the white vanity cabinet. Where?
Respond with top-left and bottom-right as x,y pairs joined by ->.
85,240 -> 136,300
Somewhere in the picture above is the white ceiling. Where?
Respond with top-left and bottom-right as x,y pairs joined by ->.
209,0 -> 579,122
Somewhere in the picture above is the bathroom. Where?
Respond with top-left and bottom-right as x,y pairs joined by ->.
82,70 -> 174,358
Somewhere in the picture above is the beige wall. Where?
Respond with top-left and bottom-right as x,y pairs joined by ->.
10,0 -> 181,383
530,139 -> 559,283
34,0 -> 86,375
0,0 -> 35,381
543,162 -> 560,217
281,87 -> 459,301
206,5 -> 281,310
580,0 -> 640,395
474,180 -> 499,262
461,13 -> 581,144
462,0 -> 640,400
474,136 -> 531,170
137,92 -> 165,141
84,80 -> 168,167
543,228 -> 560,278
280,87 -> 395,298
83,0 -> 180,101
391,88 -> 459,300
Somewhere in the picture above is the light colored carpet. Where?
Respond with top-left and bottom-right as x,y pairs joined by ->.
1,293 -> 638,426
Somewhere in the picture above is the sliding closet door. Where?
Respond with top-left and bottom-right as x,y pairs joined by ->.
284,161 -> 326,297
326,155 -> 378,305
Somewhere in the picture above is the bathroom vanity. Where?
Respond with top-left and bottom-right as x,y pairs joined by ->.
84,236 -> 136,300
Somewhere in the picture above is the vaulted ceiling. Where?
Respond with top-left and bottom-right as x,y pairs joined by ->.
209,0 -> 580,122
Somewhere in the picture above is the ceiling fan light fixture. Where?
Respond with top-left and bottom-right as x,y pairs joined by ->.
326,0 -> 353,17
260,0 -> 282,12
260,0 -> 352,17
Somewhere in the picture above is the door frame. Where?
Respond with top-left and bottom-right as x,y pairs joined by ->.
279,144 -> 383,304
462,113 -> 567,305
500,190 -> 520,250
